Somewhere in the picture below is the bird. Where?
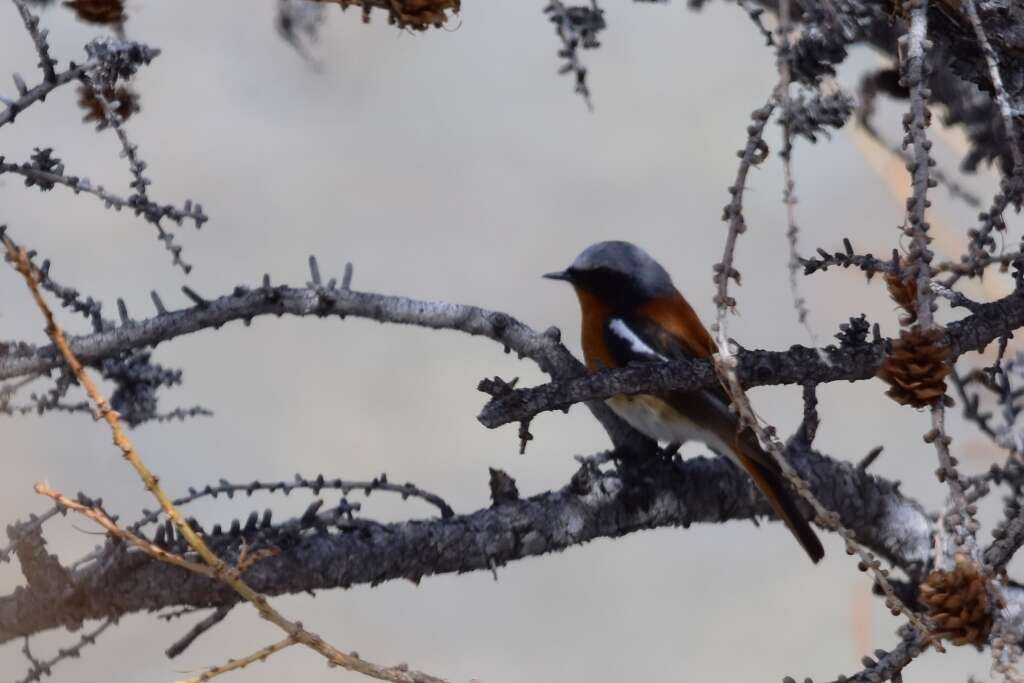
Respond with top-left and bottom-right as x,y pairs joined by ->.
544,240 -> 824,563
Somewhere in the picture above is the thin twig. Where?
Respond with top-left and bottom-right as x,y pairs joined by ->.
713,92 -> 777,331
927,406 -> 979,561
777,0 -> 816,341
130,473 -> 454,533
0,61 -> 91,127
12,0 -> 57,84
0,158 -> 207,232
173,636 -> 298,683
816,630 -> 928,683
34,483 -> 217,578
78,74 -> 196,273
16,618 -> 115,683
857,121 -> 981,208
165,606 -> 233,659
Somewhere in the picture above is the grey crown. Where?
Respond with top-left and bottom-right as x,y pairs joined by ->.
570,240 -> 676,296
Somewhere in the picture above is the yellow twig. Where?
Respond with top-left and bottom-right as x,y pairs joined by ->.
33,482 -> 215,578
4,237 -> 449,683
173,636 -> 297,683
236,540 -> 280,574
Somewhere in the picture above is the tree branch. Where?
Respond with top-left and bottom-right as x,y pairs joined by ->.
479,288 -> 1024,428
0,439 -> 933,643
0,265 -> 651,452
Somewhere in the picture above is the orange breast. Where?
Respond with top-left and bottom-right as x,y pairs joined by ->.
574,287 -> 616,371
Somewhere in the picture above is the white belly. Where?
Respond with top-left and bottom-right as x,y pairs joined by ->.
607,394 -> 737,460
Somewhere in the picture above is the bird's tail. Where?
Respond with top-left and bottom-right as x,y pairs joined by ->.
733,437 -> 825,564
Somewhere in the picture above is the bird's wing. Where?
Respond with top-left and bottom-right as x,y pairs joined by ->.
604,312 -> 733,408
635,293 -> 717,359
603,312 -> 824,563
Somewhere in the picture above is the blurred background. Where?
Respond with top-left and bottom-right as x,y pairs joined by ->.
0,0 -> 1014,680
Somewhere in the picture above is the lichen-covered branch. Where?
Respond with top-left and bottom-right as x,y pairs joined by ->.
0,258 -> 649,452
0,439 -> 932,642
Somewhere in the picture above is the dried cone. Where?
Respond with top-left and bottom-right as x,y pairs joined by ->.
77,85 -> 140,130
387,0 -> 460,29
877,325 -> 950,408
883,265 -> 918,325
919,554 -> 992,647
63,0 -> 125,24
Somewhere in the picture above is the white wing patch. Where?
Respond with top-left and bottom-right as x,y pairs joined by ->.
608,318 -> 668,361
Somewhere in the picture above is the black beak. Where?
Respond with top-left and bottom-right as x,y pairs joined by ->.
543,270 -> 572,282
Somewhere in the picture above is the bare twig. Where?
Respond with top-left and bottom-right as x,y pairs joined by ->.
544,0 -> 605,110
12,0 -> 57,83
173,636 -> 297,683
713,92 -> 777,329
78,70 -> 198,274
777,0 -> 816,340
34,483 -> 216,578
816,630 -> 928,683
0,156 -> 208,233
130,473 -> 455,533
857,121 -> 981,208
165,606 -> 233,659
927,406 -> 979,560
0,61 -> 91,127
801,241 -> 900,278
16,618 -> 115,683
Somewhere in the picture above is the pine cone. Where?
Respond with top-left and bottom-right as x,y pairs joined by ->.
387,0 -> 460,29
919,554 -> 992,647
877,325 -> 949,407
883,262 -> 917,325
63,0 -> 125,25
77,85 -> 140,130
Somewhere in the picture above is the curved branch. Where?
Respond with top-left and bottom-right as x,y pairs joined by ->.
0,440 -> 933,642
479,289 -> 1024,428
0,276 -> 650,452
0,285 -> 566,379
5,274 -> 1021,438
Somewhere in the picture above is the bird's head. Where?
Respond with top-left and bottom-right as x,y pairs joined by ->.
544,240 -> 675,310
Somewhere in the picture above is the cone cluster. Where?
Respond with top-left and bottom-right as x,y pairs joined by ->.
63,0 -> 125,25
878,265 -> 949,407
878,326 -> 950,407
77,85 -> 140,130
919,555 -> 992,647
389,0 -> 460,28
884,268 -> 918,325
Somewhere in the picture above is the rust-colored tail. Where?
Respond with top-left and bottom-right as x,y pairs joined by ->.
734,439 -> 824,564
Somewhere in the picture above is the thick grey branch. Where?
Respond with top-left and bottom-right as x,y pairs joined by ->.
0,285 -> 571,379
0,275 -> 650,451
0,440 -> 932,642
